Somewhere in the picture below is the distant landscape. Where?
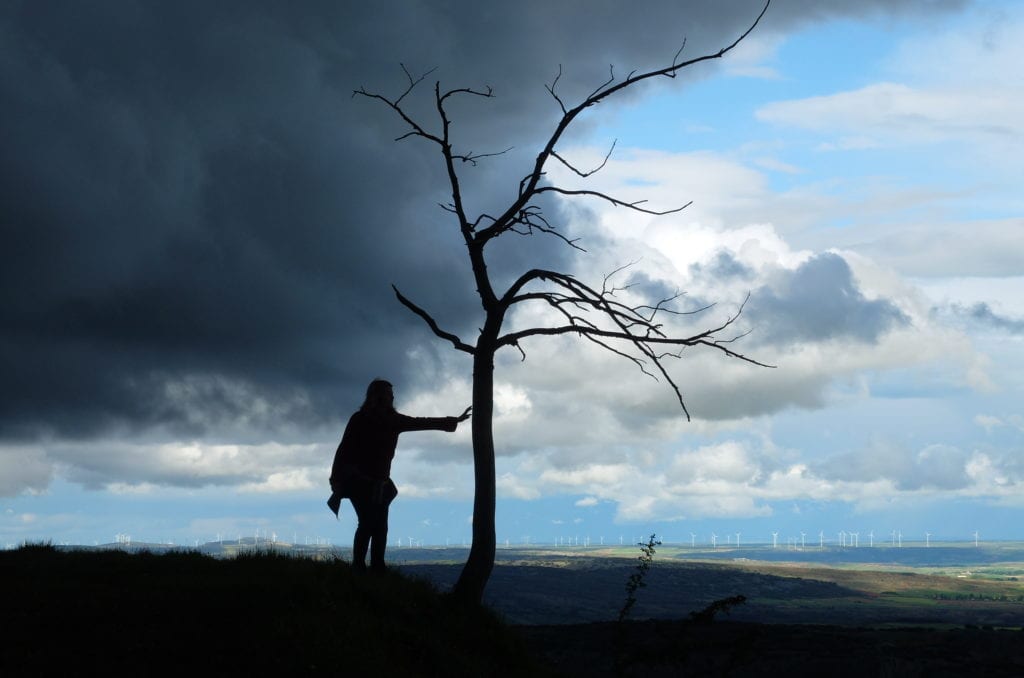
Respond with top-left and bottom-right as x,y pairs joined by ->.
44,538 -> 1024,627
405,542 -> 1024,628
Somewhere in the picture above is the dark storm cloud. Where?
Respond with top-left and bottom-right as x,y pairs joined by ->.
744,253 -> 908,345
0,0 -> 964,444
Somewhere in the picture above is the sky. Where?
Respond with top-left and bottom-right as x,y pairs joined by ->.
2,0 -> 1022,550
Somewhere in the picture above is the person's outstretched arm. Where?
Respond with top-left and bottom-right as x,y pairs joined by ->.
394,406 -> 471,433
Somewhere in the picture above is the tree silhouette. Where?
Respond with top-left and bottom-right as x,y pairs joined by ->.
355,2 -> 772,603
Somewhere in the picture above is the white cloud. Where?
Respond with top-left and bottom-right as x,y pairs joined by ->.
237,469 -> 317,494
491,432 -> 1024,524
721,32 -> 784,80
668,441 -> 760,484
758,11 -> 1024,168
25,440 -> 327,494
758,82 -> 1024,150
846,220 -> 1024,279
885,7 -> 1024,90
497,472 -> 542,500
974,414 -> 1003,434
0,445 -> 53,497
395,461 -> 470,499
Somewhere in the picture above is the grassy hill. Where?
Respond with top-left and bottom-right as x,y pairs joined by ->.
1,544 -> 540,676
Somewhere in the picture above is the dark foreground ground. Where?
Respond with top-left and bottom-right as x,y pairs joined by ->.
519,620 -> 1024,677
5,544 -> 1024,676
410,551 -> 1024,675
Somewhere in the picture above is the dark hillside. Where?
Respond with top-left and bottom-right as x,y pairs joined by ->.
1,544 -> 538,676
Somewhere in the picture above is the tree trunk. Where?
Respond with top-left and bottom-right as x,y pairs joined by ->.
452,333 -> 497,604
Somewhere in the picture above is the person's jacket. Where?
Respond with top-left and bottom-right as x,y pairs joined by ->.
327,409 -> 456,516
331,408 -> 458,481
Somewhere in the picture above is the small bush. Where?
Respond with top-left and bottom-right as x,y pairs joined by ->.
618,534 -> 661,623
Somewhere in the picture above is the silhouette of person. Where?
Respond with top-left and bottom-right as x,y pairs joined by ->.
328,378 -> 470,572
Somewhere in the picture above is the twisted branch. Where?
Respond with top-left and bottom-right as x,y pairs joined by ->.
392,285 -> 475,355
498,271 -> 772,420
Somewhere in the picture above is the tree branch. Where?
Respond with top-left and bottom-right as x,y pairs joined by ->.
453,146 -> 514,166
535,186 -> 693,216
551,139 -> 617,178
474,0 -> 771,246
497,273 -> 773,420
393,285 -> 475,354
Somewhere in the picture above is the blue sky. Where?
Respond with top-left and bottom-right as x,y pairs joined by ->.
2,1 -> 1022,551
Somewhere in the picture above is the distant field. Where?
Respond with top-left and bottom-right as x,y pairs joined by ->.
395,543 -> 1024,627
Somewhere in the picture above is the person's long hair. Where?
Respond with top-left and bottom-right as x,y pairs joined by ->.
360,379 -> 395,413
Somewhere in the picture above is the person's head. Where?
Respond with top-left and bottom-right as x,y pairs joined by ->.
361,379 -> 394,412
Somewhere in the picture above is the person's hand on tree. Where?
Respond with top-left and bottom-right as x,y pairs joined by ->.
457,406 -> 472,422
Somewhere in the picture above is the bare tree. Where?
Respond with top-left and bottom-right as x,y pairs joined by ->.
355,1 -> 772,603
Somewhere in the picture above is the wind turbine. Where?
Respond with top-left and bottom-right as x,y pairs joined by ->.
711,532 -> 718,549
771,531 -> 778,549
868,530 -> 874,547
974,530 -> 979,547
839,530 -> 846,547
735,532 -> 741,547
898,530 -> 902,548
690,532 -> 696,548
925,532 -> 931,548
851,532 -> 859,548
818,531 -> 823,549
800,531 -> 806,548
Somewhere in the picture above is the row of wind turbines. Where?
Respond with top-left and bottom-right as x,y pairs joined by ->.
96,528 -> 985,552
684,529 -> 983,549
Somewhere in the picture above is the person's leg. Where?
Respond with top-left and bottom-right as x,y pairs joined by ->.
369,502 -> 390,572
350,495 -> 371,571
